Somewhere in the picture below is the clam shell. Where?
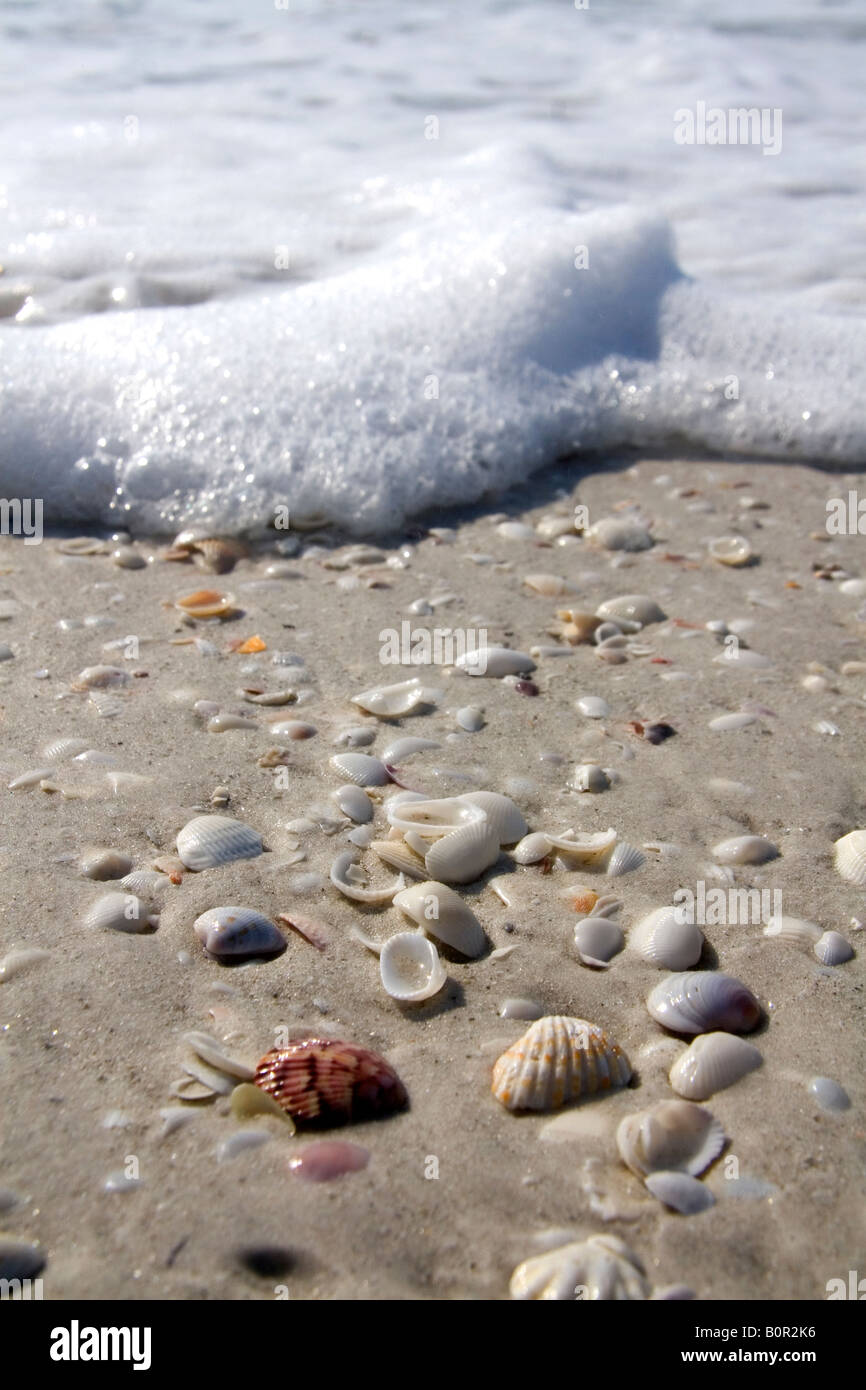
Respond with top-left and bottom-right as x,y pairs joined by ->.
629,908 -> 703,970
814,930 -> 854,966
571,763 -> 611,793
78,847 -> 134,881
456,647 -> 536,678
712,834 -> 779,865
351,677 -> 441,718
513,832 -> 553,864
424,819 -> 500,884
573,917 -> 624,968
645,1171 -> 716,1214
587,517 -> 653,552
596,594 -> 666,626
176,815 -> 263,871
491,1015 -> 632,1112
807,1077 -> 850,1112
647,971 -> 761,1035
616,1099 -> 726,1177
253,1039 -> 408,1127
708,535 -> 753,566
669,1032 -> 762,1100
457,792 -> 528,845
379,932 -> 447,1002
605,842 -> 646,877
834,828 -> 866,886
174,588 -> 236,619
84,891 -> 155,934
193,906 -> 286,959
393,880 -> 485,958
329,752 -> 390,787
510,1234 -> 649,1301
333,784 -> 373,823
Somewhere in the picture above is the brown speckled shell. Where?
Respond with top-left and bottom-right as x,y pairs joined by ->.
253,1038 -> 408,1128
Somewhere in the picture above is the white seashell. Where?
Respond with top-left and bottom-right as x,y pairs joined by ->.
573,917 -> 624,968
207,714 -> 257,733
492,1015 -> 631,1111
713,648 -> 773,669
576,695 -> 609,718
708,535 -> 754,566
571,763 -> 611,793
499,997 -> 545,1020
669,1032 -> 762,1100
814,930 -> 854,966
121,869 -> 170,897
329,752 -> 390,786
381,736 -> 440,761
351,677 -> 441,717
369,839 -> 427,879
546,827 -> 617,866
510,1235 -> 649,1301
523,573 -> 579,596
78,847 -> 134,881
596,594 -> 666,626
393,880 -> 485,958
8,767 -> 54,790
587,517 -> 653,552
605,842 -> 646,877
183,1031 -> 255,1081
535,514 -> 576,540
455,705 -> 485,732
330,850 -> 405,904
833,828 -> 866,885
456,647 -> 536,678
512,832 -> 553,865
647,971 -> 761,1034
176,815 -> 263,871
385,794 -> 483,837
712,834 -> 779,865
215,1131 -> 270,1162
456,791 -> 528,845
807,1077 -> 850,1112
423,819 -> 500,884
241,688 -> 298,705
42,737 -> 90,761
814,720 -> 841,735
379,932 -> 447,1002
193,907 -> 285,959
71,664 -> 130,690
333,726 -> 376,748
616,1099 -> 726,1177
839,577 -> 866,597
0,946 -> 51,982
630,908 -> 703,970
645,1171 -> 716,1214
497,521 -> 536,541
708,712 -> 758,731
84,891 -> 155,934
333,784 -> 373,823
762,915 -> 822,948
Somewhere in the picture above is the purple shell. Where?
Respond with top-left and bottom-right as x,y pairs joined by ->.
647,972 -> 761,1035
288,1140 -> 370,1182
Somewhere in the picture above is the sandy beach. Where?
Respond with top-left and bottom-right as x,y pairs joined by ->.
0,454 -> 864,1302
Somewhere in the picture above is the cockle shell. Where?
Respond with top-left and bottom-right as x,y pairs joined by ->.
176,815 -> 263,871
379,932 -> 447,1002
84,891 -> 155,934
669,1032 -> 762,1100
713,834 -> 779,865
645,1171 -> 716,1214
78,847 -> 134,881
605,842 -> 646,877
814,930 -> 854,966
629,908 -> 703,970
333,784 -> 373,823
424,818 -> 500,884
193,906 -> 287,959
513,831 -> 553,864
491,1016 -> 632,1112
457,792 -> 528,845
596,594 -> 666,626
573,917 -> 624,968
510,1235 -> 649,1301
329,752 -> 390,786
647,971 -> 761,1034
369,839 -> 427,879
616,1099 -> 726,1177
253,1039 -> 408,1127
393,880 -> 485,958
708,535 -> 754,566
834,829 -> 866,886
351,677 -> 441,718
456,647 -> 536,678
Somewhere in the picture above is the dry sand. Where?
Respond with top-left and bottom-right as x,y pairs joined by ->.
0,455 -> 864,1301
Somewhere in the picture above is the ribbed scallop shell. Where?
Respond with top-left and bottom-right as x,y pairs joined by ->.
329,752 -> 390,786
253,1039 -> 408,1127
605,842 -> 646,877
491,1016 -> 632,1112
393,880 -> 485,958
669,1032 -> 762,1100
176,815 -> 263,871
834,829 -> 866,886
424,818 -> 500,884
629,908 -> 703,970
456,792 -> 528,845
646,971 -> 761,1035
84,891 -> 154,934
369,839 -> 427,879
510,1235 -> 649,1301
814,930 -> 854,966
616,1099 -> 726,1177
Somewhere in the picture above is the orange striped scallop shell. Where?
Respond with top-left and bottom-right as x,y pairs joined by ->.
492,1015 -> 631,1112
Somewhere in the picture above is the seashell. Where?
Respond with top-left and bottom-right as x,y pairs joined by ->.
554,611 -> 602,645
169,1076 -> 219,1102
253,1038 -> 408,1127
509,1234 -> 649,1301
71,664 -> 130,691
546,827 -> 617,866
571,763 -> 611,793
369,839 -> 427,879
230,1082 -> 297,1128
573,917 -> 624,968
330,850 -> 404,905
807,1077 -> 850,1112
596,594 -> 665,626
708,712 -> 758,731
176,814 -> 263,871
42,736 -> 90,761
713,834 -> 779,865
456,647 -> 536,678
629,908 -> 703,970
605,842 -> 646,877
497,520 -> 536,541
58,536 -> 106,556
647,971 -> 761,1034
393,880 -> 486,958
708,535 -> 754,566
424,818 -> 500,883
535,514 -> 576,540
513,831 -> 553,865
174,588 -> 237,619
576,695 -> 609,718
276,911 -> 331,951
88,690 -> 124,718
241,688 -> 298,705
645,1171 -> 716,1214
379,932 -> 447,1001
616,1099 -> 726,1177
8,767 -> 54,790
814,930 -> 854,966
215,1130 -> 270,1162
499,997 -> 545,1021
381,736 -> 440,762
207,713 -> 257,732
0,946 -> 51,982
351,677 -> 441,718
762,915 -> 822,948
523,573 -> 579,596
713,648 -> 773,669
385,794 -> 482,837
329,752 -> 390,786
193,906 -> 286,959
125,868 -> 175,897
268,719 -> 317,739
455,705 -> 485,732
491,1016 -> 631,1112
113,547 -> 146,570
669,1032 -> 762,1100
181,1056 -> 236,1094
333,784 -> 373,823
834,828 -> 866,886
78,846 -> 134,881
84,891 -> 155,934
289,1140 -> 370,1182
587,517 -> 653,552
456,791 -> 528,845
183,1031 -> 255,1081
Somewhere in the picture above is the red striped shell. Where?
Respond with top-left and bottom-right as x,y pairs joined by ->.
253,1039 -> 408,1128
492,1015 -> 632,1112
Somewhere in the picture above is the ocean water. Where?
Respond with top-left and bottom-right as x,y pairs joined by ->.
0,0 -> 864,536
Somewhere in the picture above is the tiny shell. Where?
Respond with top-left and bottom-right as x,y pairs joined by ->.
523,573 -> 579,596
71,664 -> 130,691
708,712 -> 758,731
0,946 -> 51,982
175,588 -> 236,619
84,891 -> 155,934
379,932 -> 447,1001
814,930 -> 854,966
193,906 -> 286,959
393,880 -> 485,958
176,815 -> 263,871
605,842 -> 646,877
616,1099 -> 726,1176
499,997 -> 545,1021
42,736 -> 91,761
587,517 -> 653,552
242,688 -> 298,706
333,784 -> 373,823
289,1140 -> 370,1182
207,713 -> 257,732
576,695 -> 609,718
647,971 -> 761,1035
456,647 -> 536,677
571,763 -> 611,793
329,752 -> 390,786
645,1171 -> 716,1214
8,767 -> 54,790
455,705 -> 485,732
351,677 -> 441,717
833,828 -> 866,886
183,1031 -> 255,1080
669,1032 -> 762,1100
629,908 -> 703,970
510,1235 -> 649,1301
708,535 -> 754,566
491,1015 -> 631,1111
596,594 -> 666,626
78,847 -> 134,881
268,720 -> 318,739
713,834 -> 779,865
807,1077 -> 850,1112
573,917 -> 624,968
253,1039 -> 408,1127
713,648 -> 773,669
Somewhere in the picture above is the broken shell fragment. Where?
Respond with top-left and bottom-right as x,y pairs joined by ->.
253,1039 -> 408,1127
71,665 -> 130,691
510,1234 -> 649,1301
230,1083 -> 297,1129
647,971 -> 761,1035
669,1032 -> 762,1100
616,1099 -> 726,1177
546,827 -> 617,866
491,1015 -> 631,1112
351,677 -> 441,717
393,880 -> 485,958
571,763 -> 611,793
708,535 -> 754,566
183,1031 -> 255,1081
176,815 -> 263,871
379,932 -> 447,1002
523,573 -> 579,597
193,906 -> 287,960
330,850 -> 404,905
834,828 -> 866,886
587,517 -> 653,552
369,839 -> 427,879
762,915 -> 822,948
